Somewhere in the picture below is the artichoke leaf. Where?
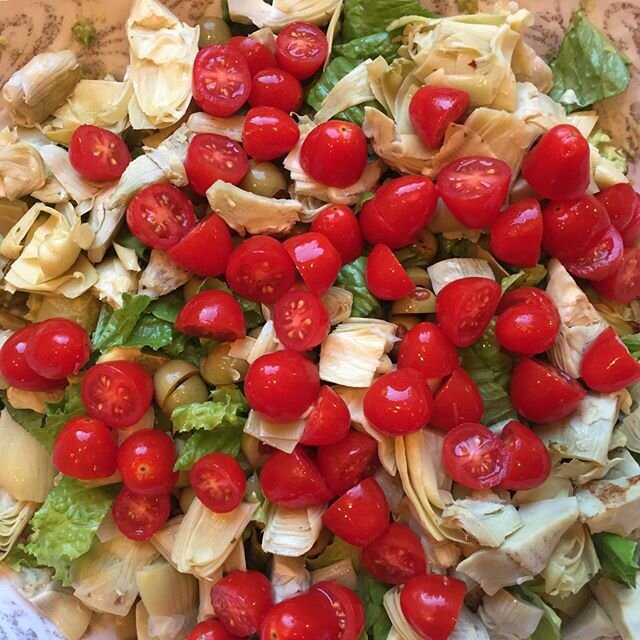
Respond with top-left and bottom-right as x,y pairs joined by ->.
272,556 -> 311,603
243,409 -> 306,454
310,558 -> 357,591
0,489 -> 36,560
427,258 -> 494,294
562,599 -> 618,640
187,112 -> 245,142
228,0 -> 340,31
478,589 -> 544,640
93,257 -> 139,308
138,249 -> 191,299
150,516 -> 184,570
262,504 -> 326,557
321,287 -> 353,325
383,587 -> 422,640
592,577 -> 640,640
0,130 -> 46,199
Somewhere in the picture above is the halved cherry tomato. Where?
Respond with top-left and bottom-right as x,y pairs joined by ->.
400,575 -> 466,640
317,430 -> 380,495
359,176 -> 438,249
621,195 -> 640,246
190,452 -> 246,513
248,67 -> 303,113
52,416 -> 117,480
273,289 -> 330,351
69,124 -> 131,182
361,523 -> 427,585
310,204 -> 364,265
226,236 -> 296,304
580,327 -> 640,393
430,367 -> 483,432
245,350 -> 320,422
498,421 -> 551,491
522,124 -> 591,200
81,360 -> 154,428
312,581 -> 365,640
409,86 -> 470,149
276,22 -> 328,80
167,214 -> 233,278
435,277 -> 502,347
365,245 -> 415,301
211,570 -> 273,637
495,303 -> 560,355
228,36 -> 276,76
323,478 -> 389,547
176,289 -> 246,341
193,45 -> 251,116
497,287 -> 558,316
489,199 -> 543,268
510,358 -> 586,423
593,247 -> 640,303
437,156 -> 511,229
364,368 -> 433,437
397,322 -> 459,379
112,488 -> 170,541
126,183 -> 196,250
301,386 -> 351,446
260,446 -> 333,508
188,620 -> 238,640
443,423 -> 508,489
596,183 -> 638,232
242,106 -> 300,161
563,225 -> 624,282
300,121 -> 368,188
283,232 -> 342,293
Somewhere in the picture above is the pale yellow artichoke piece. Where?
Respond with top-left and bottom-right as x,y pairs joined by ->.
0,131 -> 46,199
0,489 -> 36,560
592,577 -> 640,640
187,112 -> 245,142
262,504 -> 325,556
228,0 -> 340,31
272,556 -> 311,603
93,256 -> 139,308
138,249 -> 191,299
478,589 -> 544,640
243,410 -> 306,454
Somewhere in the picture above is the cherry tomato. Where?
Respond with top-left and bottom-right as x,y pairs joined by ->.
275,22 -> 328,80
397,322 -> 459,380
310,204 -> 364,265
211,570 -> 273,637
522,124 -> 590,200
190,452 -> 246,513
167,214 -> 233,278
322,478 -> 389,547
497,287 -> 558,316
364,368 -> 433,437
283,232 -> 342,294
495,303 -> 560,356
365,245 -> 415,301
226,236 -> 296,304
563,225 -> 624,282
359,176 -> 438,249
242,106 -> 300,162
489,199 -> 543,268
621,195 -> 640,246
435,277 -> 502,348
499,421 -> 551,491
193,45 -> 251,116
593,247 -> 640,303
273,289 -> 330,351
248,67 -> 303,113
400,575 -> 466,640
112,488 -> 170,541
260,446 -> 333,508
430,367 -> 483,432
312,581 -> 365,640
596,183 -> 637,232
361,523 -> 427,585
510,358 -> 586,423
580,327 -> 640,393
228,36 -> 276,76
176,290 -> 246,341
81,360 -> 154,428
68,125 -> 131,182
188,620 -> 238,640
300,121 -> 368,188
409,86 -> 470,149
126,183 -> 196,250
437,156 -> 511,229
301,386 -> 351,446
317,430 -> 380,495
52,416 -> 117,480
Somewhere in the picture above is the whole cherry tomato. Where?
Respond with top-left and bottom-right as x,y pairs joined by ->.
300,386 -> 351,446
69,125 -> 130,182
273,289 -> 330,351
187,620 -> 238,640
593,247 -> 640,303
489,199 -> 543,268
563,225 -> 624,282
242,106 -> 300,161
497,287 -> 558,316
283,232 -> 342,294
596,183 -> 638,232
112,488 -> 170,541
248,68 -> 303,113
621,195 -> 640,246
397,322 -> 459,379
312,581 -> 365,640
430,367 -> 483,432
498,421 -> 551,491
175,290 -> 246,341
365,245 -> 415,301
190,452 -> 246,513
228,36 -> 276,75
495,303 -> 560,355
310,204 -> 364,265
275,22 -> 328,80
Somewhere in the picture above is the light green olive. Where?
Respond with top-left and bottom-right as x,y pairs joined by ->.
389,314 -> 421,332
198,16 -> 231,47
154,360 -> 201,408
410,228 -> 438,264
184,278 -> 204,301
163,375 -> 209,415
242,433 -> 270,468
405,267 -> 431,288
239,160 -> 288,198
391,288 -> 436,315
179,486 -> 197,513
201,343 -> 249,386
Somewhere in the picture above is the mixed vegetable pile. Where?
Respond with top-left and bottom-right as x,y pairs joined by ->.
0,0 -> 639,639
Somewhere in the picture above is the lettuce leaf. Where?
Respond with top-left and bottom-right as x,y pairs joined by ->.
92,293 -> 152,351
512,585 -> 562,640
0,391 -> 43,432
500,265 -> 548,292
357,573 -> 392,640
593,532 -> 639,588
307,536 -> 361,570
174,427 -> 244,471
622,333 -> 640,360
437,236 -> 475,259
336,257 -> 383,318
171,385 -> 249,433
333,32 -> 399,63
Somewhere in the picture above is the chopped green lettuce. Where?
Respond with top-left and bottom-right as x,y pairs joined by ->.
336,257 -> 383,318
114,229 -> 148,260
307,536 -> 361,570
512,585 -> 562,640
622,334 -> 640,359
174,427 -> 244,471
171,386 -> 249,433
0,392 -> 43,432
589,130 -> 628,173
500,265 -> 548,292
357,573 -> 392,640
92,293 -> 153,351
438,236 -> 475,259
593,532 -> 639,588
333,32 -> 399,63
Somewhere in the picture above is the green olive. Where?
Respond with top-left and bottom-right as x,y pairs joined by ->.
154,360 -> 201,408
163,375 -> 209,415
405,267 -> 431,288
201,343 -> 249,386
239,160 -> 288,198
389,314 -> 421,332
391,287 -> 436,315
198,16 -> 231,47
410,228 -> 438,264
184,278 -> 204,301
179,486 -> 197,513
242,433 -> 270,468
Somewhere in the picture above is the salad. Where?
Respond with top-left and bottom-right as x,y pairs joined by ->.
0,0 -> 639,638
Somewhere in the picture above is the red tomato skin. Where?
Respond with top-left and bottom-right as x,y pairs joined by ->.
489,199 -> 543,268
580,327 -> 640,393
228,36 -> 276,76
187,620 -> 238,640
245,350 -> 320,422
301,386 -> 351,446
435,277 -> 502,348
497,287 -> 557,316
359,176 -> 438,249
522,125 -> 591,200
621,195 -> 640,246
248,67 -> 303,113
510,358 -> 586,424
310,205 -> 364,265
400,575 -> 466,640
300,121 -> 368,189
211,570 -> 273,637
192,45 -> 251,116
284,232 -> 342,294
260,446 -> 333,508
495,303 -> 560,356
242,106 -> 300,161
273,289 -> 330,352
312,581 -> 365,640
563,225 -> 624,282
499,421 -> 551,491
397,322 -> 459,379
176,289 -> 246,341
317,430 -> 380,495
361,523 -> 427,585
430,367 -> 483,432
322,478 -> 389,547
365,245 -> 415,301
167,214 -> 233,278
596,183 -> 637,232
52,416 -> 118,480
363,368 -> 433,437
593,247 -> 640,303
69,125 -> 131,182
189,453 -> 247,513
275,22 -> 329,81
409,86 -> 470,149
112,488 -> 170,541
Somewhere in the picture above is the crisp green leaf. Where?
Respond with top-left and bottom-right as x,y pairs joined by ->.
162,334 -> 204,366
500,265 -> 547,293
336,257 -> 383,318
148,291 -> 184,323
124,315 -> 174,350
115,228 -> 148,260
171,386 -> 249,433
92,293 -> 152,351
355,191 -> 376,213
174,427 -> 244,471
437,236 -> 475,259
0,391 -> 44,432
357,573 -> 392,640
512,585 -> 562,640
307,536 -> 361,570
622,333 -> 640,360
333,32 -> 399,63
593,532 -> 639,588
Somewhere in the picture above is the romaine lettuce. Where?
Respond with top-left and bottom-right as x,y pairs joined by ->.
171,386 -> 249,433
357,573 -> 392,640
333,32 -> 399,63
174,428 -> 244,471
336,257 -> 383,318
593,532 -> 639,588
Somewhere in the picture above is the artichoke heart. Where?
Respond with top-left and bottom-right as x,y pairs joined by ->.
272,556 -> 311,603
187,112 -> 245,142
427,258 -> 495,294
93,256 -> 139,308
0,129 -> 46,200
0,489 -> 36,560
478,589 -> 544,640
262,504 -> 326,557
228,0 -> 340,31
244,409 -> 306,454
138,249 -> 191,299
